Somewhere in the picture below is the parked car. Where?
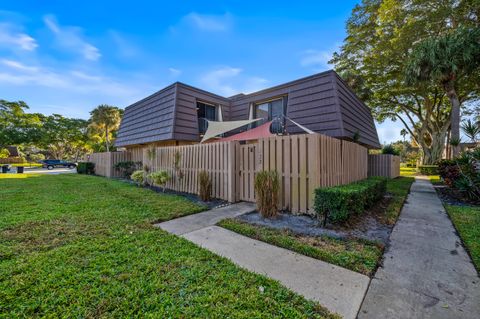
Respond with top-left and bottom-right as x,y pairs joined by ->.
40,160 -> 77,170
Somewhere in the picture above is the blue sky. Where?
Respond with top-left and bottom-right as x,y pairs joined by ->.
0,0 -> 402,143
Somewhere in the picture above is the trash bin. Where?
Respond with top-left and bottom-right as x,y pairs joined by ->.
17,166 -> 24,174
1,165 -> 9,173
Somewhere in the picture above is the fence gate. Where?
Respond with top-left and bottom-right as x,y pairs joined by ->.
238,143 -> 258,202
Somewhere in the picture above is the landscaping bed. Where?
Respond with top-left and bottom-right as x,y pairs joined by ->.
219,177 -> 414,275
0,174 -> 336,318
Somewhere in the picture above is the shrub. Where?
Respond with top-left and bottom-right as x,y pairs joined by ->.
148,170 -> 170,192
77,162 -> 95,175
417,165 -> 438,175
198,170 -> 212,201
114,161 -> 142,178
314,177 -> 387,225
381,144 -> 400,155
254,171 -> 280,218
437,159 -> 459,187
131,170 -> 146,186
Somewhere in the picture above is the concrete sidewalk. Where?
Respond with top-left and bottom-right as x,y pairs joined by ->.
157,202 -> 370,319
183,226 -> 370,319
359,177 -> 480,319
155,202 -> 255,235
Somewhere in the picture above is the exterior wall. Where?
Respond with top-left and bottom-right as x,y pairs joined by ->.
229,71 -> 375,145
333,73 -> 381,148
116,84 -> 177,147
116,70 -> 380,149
173,83 -> 230,141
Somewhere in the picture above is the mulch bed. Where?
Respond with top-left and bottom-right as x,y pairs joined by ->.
433,184 -> 480,206
238,195 -> 394,245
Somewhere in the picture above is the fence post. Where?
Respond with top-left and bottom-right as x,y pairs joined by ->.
227,141 -> 237,202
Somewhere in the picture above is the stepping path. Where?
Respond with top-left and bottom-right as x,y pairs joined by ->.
156,202 -> 255,235
156,202 -> 370,319
359,177 -> 480,319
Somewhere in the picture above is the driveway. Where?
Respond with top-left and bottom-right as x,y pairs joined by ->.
24,167 -> 77,175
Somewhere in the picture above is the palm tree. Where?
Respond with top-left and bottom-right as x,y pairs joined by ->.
461,119 -> 479,143
89,105 -> 122,152
405,27 -> 480,156
400,128 -> 408,142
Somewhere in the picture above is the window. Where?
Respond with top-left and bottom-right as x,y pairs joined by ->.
197,101 -> 216,135
254,98 -> 286,133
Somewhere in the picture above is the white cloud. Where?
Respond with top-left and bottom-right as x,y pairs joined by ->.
199,66 -> 268,97
176,12 -> 232,32
43,15 -> 101,61
1,59 -> 39,72
168,67 -> 182,77
0,23 -> 37,51
0,59 -> 140,98
300,49 -> 332,70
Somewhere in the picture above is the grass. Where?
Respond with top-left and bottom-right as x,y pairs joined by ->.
384,176 -> 415,224
400,166 -> 440,183
218,219 -> 383,276
400,167 -> 416,177
444,205 -> 480,271
0,174 -> 336,318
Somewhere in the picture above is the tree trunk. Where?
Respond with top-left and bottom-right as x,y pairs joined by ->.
418,131 -> 447,165
105,126 -> 110,152
445,82 -> 461,157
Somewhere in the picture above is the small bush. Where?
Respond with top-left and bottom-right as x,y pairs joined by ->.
381,144 -> 400,155
314,177 -> 387,225
437,159 -> 459,187
131,170 -> 146,186
77,162 -> 95,175
254,170 -> 280,218
148,170 -> 170,192
198,170 -> 212,201
417,165 -> 438,175
114,161 -> 142,178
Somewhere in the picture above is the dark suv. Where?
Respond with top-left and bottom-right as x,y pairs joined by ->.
40,160 -> 77,170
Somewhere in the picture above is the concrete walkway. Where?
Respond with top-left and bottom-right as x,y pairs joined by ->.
156,202 -> 370,319
359,177 -> 480,319
155,202 -> 255,235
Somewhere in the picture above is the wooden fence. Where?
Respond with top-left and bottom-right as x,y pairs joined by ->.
248,134 -> 367,214
88,152 -> 131,178
142,142 -> 236,202
368,154 -> 400,178
0,157 -> 25,164
87,133 -> 368,214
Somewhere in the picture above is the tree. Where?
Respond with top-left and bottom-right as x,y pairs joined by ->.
461,119 -> 480,142
89,105 -> 123,152
405,27 -> 480,156
331,0 -> 480,164
400,128 -> 408,141
38,115 -> 91,160
0,100 -> 42,149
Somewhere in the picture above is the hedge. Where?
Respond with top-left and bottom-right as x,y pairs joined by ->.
417,165 -> 438,175
77,162 -> 95,175
314,177 -> 387,224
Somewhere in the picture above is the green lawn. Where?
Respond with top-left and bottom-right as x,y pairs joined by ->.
219,177 -> 414,276
444,205 -> 480,271
384,176 -> 415,224
218,219 -> 383,276
0,174 -> 336,318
